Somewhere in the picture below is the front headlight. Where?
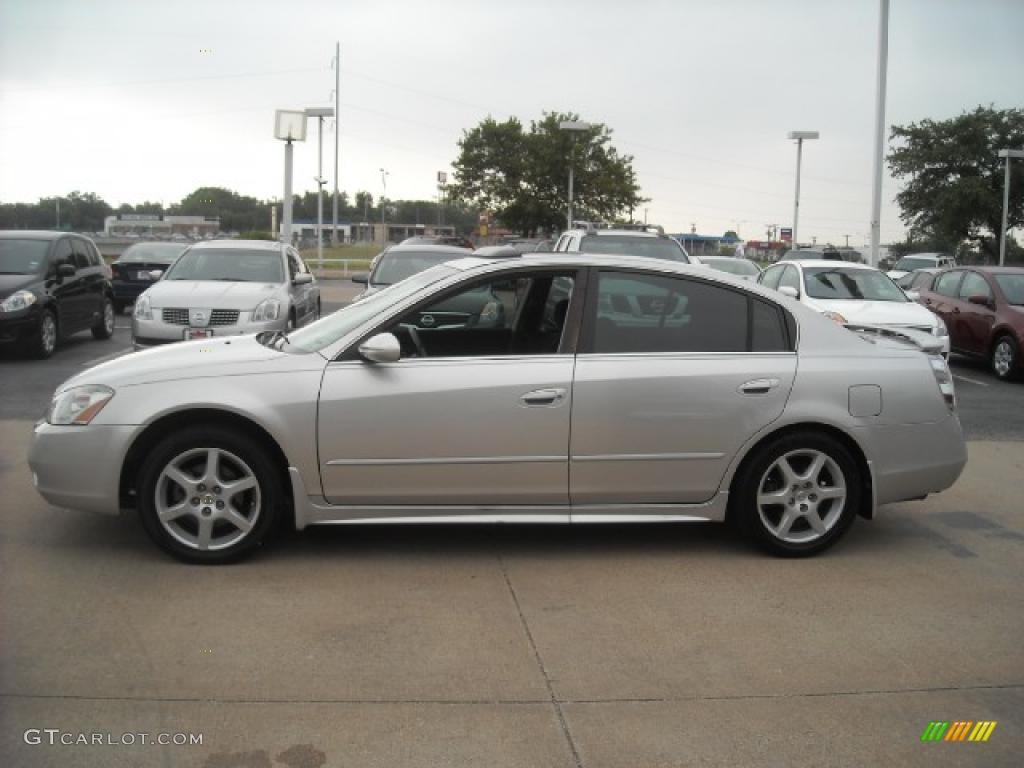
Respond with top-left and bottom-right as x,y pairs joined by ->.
933,317 -> 949,337
821,310 -> 848,325
0,290 -> 37,313
252,298 -> 281,322
47,385 -> 115,426
134,293 -> 152,320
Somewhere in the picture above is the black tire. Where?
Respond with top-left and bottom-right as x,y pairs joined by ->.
732,431 -> 861,557
28,308 -> 58,359
991,334 -> 1019,381
91,296 -> 115,340
137,425 -> 284,564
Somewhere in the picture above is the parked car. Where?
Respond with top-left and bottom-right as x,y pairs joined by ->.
699,256 -> 763,281
917,266 -> 1024,380
351,244 -> 473,299
894,267 -> 941,293
400,235 -> 475,249
110,242 -> 188,314
29,252 -> 965,563
552,223 -> 692,262
131,240 -> 319,348
886,252 -> 956,281
502,238 -> 553,253
0,231 -> 115,358
758,260 -> 950,356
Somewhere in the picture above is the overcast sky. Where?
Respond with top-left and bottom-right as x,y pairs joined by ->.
1,0 -> 1021,245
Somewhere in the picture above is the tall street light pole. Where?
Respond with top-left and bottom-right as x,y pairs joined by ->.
869,0 -> 890,267
305,107 -> 335,267
559,120 -> 593,230
379,168 -> 389,244
332,41 -> 340,246
274,110 -> 308,246
999,149 -> 1024,266
787,131 -> 819,250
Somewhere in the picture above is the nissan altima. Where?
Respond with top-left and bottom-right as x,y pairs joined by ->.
29,253 -> 966,563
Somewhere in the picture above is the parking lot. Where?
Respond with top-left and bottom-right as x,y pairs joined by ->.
1,279 -> 1022,767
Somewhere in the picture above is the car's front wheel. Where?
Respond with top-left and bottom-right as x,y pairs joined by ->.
29,309 -> 58,359
991,335 -> 1019,381
733,431 -> 861,556
137,426 -> 284,564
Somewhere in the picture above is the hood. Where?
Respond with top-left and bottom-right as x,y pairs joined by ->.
805,297 -> 937,328
0,273 -> 40,297
143,280 -> 285,310
60,334 -> 324,391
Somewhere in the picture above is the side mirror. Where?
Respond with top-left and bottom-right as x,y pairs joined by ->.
779,285 -> 799,299
351,272 -> 369,285
292,273 -> 313,285
904,290 -> 921,301
967,294 -> 993,308
57,263 -> 76,278
358,332 -> 401,363
149,270 -> 164,280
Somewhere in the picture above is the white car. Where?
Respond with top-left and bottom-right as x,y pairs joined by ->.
886,252 -> 956,281
758,260 -> 950,357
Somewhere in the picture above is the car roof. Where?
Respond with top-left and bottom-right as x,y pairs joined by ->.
901,252 -> 949,258
955,265 -> 1024,274
575,229 -> 662,239
186,239 -> 283,251
383,244 -> 474,255
0,230 -> 75,240
783,259 -> 877,270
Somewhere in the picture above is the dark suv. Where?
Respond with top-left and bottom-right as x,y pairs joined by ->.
0,231 -> 115,358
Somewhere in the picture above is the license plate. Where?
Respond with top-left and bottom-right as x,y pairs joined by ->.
184,328 -> 213,340
137,270 -> 152,280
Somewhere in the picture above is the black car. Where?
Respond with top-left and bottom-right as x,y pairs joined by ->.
0,231 -> 115,358
110,242 -> 188,313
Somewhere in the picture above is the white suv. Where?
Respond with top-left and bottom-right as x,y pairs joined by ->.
552,223 -> 693,263
887,252 -> 956,281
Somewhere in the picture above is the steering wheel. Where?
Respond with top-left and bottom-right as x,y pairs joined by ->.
399,323 -> 427,358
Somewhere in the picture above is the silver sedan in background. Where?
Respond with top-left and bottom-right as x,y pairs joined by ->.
30,252 -> 966,563
131,239 -> 320,348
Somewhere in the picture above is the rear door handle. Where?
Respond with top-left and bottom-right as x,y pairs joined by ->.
739,378 -> 780,395
520,388 -> 567,406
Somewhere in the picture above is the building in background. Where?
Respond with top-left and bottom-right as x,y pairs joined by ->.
104,213 -> 220,238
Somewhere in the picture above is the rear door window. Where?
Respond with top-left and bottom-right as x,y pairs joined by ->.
958,272 -> 992,301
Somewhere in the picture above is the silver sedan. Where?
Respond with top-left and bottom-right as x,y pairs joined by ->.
29,253 -> 966,563
131,239 -> 320,348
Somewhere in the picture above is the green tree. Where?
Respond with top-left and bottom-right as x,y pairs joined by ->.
451,111 -> 647,236
888,106 -> 1024,262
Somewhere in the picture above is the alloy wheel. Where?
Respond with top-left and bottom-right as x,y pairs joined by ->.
756,449 -> 847,544
993,340 -> 1014,378
154,447 -> 261,551
41,314 -> 57,354
103,301 -> 114,335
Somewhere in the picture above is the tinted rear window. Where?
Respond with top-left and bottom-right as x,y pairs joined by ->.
581,235 -> 689,262
120,243 -> 189,263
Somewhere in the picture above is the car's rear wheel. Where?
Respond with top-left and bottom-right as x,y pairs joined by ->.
91,296 -> 115,340
137,426 -> 283,564
29,309 -> 58,359
734,431 -> 861,556
991,335 -> 1019,381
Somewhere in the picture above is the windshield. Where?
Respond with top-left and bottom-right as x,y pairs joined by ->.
893,256 -> 938,271
285,265 -> 457,352
119,243 -> 188,263
580,235 -> 690,262
163,248 -> 284,282
804,267 -> 907,302
703,258 -> 761,277
995,274 -> 1024,305
0,239 -> 49,274
371,250 -> 467,285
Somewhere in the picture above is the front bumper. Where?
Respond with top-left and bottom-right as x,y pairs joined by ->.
28,422 -> 140,515
0,311 -> 39,345
132,313 -> 287,348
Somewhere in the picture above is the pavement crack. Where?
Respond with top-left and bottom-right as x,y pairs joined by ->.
498,553 -> 584,768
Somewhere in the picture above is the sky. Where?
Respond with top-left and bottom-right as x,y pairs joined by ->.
1,0 -> 1021,246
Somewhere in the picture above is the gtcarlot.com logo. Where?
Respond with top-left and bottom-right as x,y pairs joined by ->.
24,729 -> 203,747
921,721 -> 997,742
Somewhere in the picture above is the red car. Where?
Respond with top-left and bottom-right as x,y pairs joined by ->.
918,266 -> 1024,380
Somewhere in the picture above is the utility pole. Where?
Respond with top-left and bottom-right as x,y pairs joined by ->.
869,0 -> 890,267
56,198 -> 60,230
844,234 -> 850,247
379,168 -> 389,244
332,42 -> 340,246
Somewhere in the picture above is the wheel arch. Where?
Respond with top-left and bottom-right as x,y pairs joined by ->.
725,421 -> 875,522
119,408 -> 293,522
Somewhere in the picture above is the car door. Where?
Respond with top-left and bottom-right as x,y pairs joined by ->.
316,268 -> 582,513
570,270 -> 797,508
50,238 -> 88,332
293,251 -> 319,322
956,270 -> 996,356
74,238 -> 105,328
928,270 -> 965,349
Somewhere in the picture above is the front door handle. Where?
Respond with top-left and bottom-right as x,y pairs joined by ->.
520,388 -> 567,406
739,378 -> 780,395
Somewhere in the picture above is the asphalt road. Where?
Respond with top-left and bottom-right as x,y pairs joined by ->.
1,279 -> 1022,767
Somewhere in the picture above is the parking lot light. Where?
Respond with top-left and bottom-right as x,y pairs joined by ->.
559,120 -> 593,230
305,107 -> 335,266
787,131 -> 819,250
274,110 -> 308,245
